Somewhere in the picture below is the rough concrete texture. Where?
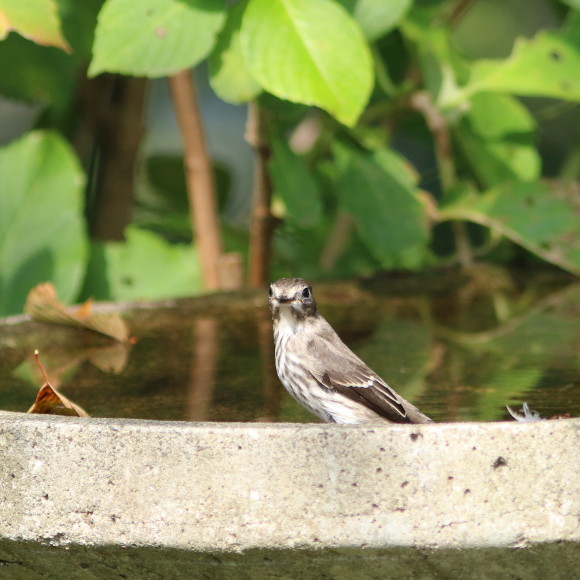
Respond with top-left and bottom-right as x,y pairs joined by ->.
0,416 -> 578,578
0,413 -> 578,553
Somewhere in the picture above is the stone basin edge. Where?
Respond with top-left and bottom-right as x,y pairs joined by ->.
0,412 -> 578,552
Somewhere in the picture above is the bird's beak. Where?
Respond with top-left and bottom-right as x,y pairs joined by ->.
278,297 -> 292,304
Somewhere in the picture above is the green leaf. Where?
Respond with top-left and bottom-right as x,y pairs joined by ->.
59,0 -> 104,61
0,1 -> 101,111
403,12 -> 470,104
89,0 -> 226,77
83,226 -> 201,301
209,0 -> 261,103
240,0 -> 373,127
438,182 -> 580,275
560,0 -> 580,9
0,33 -> 75,110
446,30 -> 580,107
456,93 -> 540,186
0,0 -> 70,51
563,8 -> 580,37
335,144 -> 429,265
268,134 -> 322,227
0,131 -> 88,315
336,0 -> 411,42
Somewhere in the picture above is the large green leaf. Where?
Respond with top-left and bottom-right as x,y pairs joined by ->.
337,0 -> 411,42
209,0 -> 261,103
83,226 -> 201,301
439,182 -> 580,274
0,131 -> 88,315
335,145 -> 429,265
89,0 -> 226,77
240,0 -> 373,127
456,93 -> 540,186
0,0 -> 70,51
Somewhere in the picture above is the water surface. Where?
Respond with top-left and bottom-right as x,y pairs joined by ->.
1,267 -> 578,423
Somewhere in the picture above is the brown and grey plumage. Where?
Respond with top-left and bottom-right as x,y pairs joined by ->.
269,277 -> 432,424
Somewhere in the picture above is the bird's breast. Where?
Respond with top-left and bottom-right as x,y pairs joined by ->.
274,305 -> 300,337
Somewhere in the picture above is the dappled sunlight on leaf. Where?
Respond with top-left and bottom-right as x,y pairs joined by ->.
89,0 -> 226,77
209,0 -> 261,104
241,0 -> 373,126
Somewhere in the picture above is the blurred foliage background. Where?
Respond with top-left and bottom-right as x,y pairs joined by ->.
0,0 -> 579,316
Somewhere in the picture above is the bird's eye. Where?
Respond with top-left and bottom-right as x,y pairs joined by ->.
302,287 -> 310,298
268,286 -> 273,297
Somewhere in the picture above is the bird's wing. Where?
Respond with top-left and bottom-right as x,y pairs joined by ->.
299,322 -> 413,423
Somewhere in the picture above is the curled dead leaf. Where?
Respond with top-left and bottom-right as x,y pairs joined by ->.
27,351 -> 89,417
28,383 -> 89,417
25,283 -> 130,343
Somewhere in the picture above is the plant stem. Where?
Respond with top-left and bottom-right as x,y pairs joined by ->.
320,213 -> 354,272
447,0 -> 476,26
245,101 -> 275,288
168,70 -> 223,290
410,90 -> 473,267
410,91 -> 455,191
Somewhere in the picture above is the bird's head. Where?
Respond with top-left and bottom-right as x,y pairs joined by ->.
269,278 -> 318,323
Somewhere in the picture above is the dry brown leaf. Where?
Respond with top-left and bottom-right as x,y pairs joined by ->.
27,351 -> 89,417
25,283 -> 130,343
28,383 -> 89,417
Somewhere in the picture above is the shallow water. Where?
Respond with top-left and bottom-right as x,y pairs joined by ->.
1,267 -> 578,423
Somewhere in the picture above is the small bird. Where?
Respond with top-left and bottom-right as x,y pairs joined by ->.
269,278 -> 432,424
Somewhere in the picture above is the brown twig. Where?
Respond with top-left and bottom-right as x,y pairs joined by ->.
446,0 -> 477,26
410,91 -> 455,190
245,101 -> 276,288
168,70 -> 223,290
410,91 -> 473,267
320,213 -> 355,272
